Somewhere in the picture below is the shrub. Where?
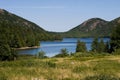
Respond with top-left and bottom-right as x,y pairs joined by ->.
54,48 -> 69,57
36,51 -> 46,59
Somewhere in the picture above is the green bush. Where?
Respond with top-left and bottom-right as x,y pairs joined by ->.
54,48 -> 69,57
36,51 -> 46,59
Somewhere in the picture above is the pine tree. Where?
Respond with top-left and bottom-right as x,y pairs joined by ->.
98,39 -> 105,53
91,38 -> 99,52
76,40 -> 86,52
110,24 -> 120,52
105,41 -> 110,53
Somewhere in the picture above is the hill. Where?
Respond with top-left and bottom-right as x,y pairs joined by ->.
0,9 -> 60,48
60,17 -> 120,37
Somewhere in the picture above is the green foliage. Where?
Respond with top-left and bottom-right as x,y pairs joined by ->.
76,40 -> 86,52
36,51 -> 46,59
105,41 -> 110,53
0,48 -> 17,61
98,39 -> 106,53
110,23 -> 120,52
54,48 -> 69,57
91,38 -> 108,53
0,35 -> 17,61
91,38 -> 99,52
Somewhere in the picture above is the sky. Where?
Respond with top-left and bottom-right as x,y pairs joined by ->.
0,0 -> 120,32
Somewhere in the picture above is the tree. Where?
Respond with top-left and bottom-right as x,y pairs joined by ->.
11,34 -> 22,48
105,41 -> 110,53
0,42 -> 17,61
98,39 -> 106,53
110,24 -> 120,52
76,40 -> 86,52
91,38 -> 99,52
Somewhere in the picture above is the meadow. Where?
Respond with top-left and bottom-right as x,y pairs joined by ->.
0,53 -> 120,80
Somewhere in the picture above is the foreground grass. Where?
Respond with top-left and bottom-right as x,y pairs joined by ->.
0,54 -> 120,80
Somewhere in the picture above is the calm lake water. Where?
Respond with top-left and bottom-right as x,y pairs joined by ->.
18,38 -> 110,57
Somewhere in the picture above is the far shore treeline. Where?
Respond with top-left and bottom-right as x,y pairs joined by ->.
0,9 -> 120,61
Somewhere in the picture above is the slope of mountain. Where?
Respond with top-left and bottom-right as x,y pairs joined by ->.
61,17 -> 120,37
0,9 -> 60,48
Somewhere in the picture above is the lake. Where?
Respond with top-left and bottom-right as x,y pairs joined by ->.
18,38 -> 110,57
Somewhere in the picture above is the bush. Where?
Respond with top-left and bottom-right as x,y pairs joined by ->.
36,51 -> 46,59
0,44 -> 17,61
54,48 -> 69,57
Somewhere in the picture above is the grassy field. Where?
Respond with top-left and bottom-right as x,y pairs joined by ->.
0,54 -> 120,80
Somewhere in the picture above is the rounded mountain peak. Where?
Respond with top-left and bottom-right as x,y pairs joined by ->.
0,9 -> 5,13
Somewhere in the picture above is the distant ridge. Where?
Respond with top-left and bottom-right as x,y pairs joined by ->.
60,17 -> 120,37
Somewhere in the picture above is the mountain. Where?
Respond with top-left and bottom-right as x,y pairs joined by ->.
61,17 -> 120,37
0,9 -> 60,48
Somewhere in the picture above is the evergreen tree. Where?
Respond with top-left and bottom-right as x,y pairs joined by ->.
91,38 -> 99,52
76,40 -> 86,52
110,24 -> 120,52
12,34 -> 22,48
98,39 -> 105,53
105,41 -> 110,53
0,39 -> 17,61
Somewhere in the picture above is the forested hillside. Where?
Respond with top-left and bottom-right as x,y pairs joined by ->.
0,9 -> 61,48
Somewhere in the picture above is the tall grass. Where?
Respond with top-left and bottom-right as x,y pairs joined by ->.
0,54 -> 120,80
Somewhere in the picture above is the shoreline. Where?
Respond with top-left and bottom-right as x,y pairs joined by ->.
15,46 -> 40,50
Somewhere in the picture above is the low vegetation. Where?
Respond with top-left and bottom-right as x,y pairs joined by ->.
0,53 -> 120,80
54,48 -> 69,57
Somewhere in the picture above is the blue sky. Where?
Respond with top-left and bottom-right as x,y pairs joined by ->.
0,0 -> 120,32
